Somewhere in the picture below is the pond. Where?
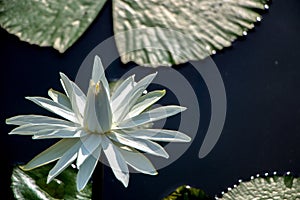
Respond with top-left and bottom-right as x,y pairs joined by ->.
1,0 -> 300,199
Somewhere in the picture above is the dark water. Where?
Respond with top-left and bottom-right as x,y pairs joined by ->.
1,0 -> 300,199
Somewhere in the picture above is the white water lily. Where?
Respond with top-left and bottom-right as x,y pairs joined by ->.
6,55 -> 190,191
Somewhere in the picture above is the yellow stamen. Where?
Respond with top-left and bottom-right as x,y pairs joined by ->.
95,81 -> 101,94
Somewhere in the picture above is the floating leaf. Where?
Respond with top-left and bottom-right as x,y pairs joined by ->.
220,174 -> 300,199
113,0 -> 269,67
0,0 -> 269,66
163,185 -> 211,200
11,164 -> 92,200
0,0 -> 107,53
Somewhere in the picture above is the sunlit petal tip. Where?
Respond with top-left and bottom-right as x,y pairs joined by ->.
48,88 -> 53,93
20,165 -> 30,171
59,73 -> 71,87
5,117 -> 13,125
164,153 -> 170,159
149,72 -> 158,78
92,55 -> 107,83
94,55 -> 102,63
184,135 -> 192,142
32,135 -> 39,139
21,164 -> 34,171
77,182 -> 87,192
122,175 -> 129,188
124,182 -> 129,188
144,168 -> 158,176
151,171 -> 158,176
139,72 -> 157,82
59,72 -> 67,78
19,165 -> 30,171
179,106 -> 187,112
114,169 -> 129,188
46,175 -> 53,184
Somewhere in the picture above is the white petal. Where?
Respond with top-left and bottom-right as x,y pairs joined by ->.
22,139 -> 79,170
126,90 -> 166,119
113,73 -> 157,122
8,124 -> 75,135
83,81 -> 103,133
48,89 -> 72,109
6,115 -> 75,126
116,106 -> 186,129
47,140 -> 82,183
25,97 -> 78,123
126,129 -> 191,142
109,131 -> 169,158
77,147 -> 101,191
32,128 -> 86,139
77,134 -> 102,167
60,73 -> 86,123
101,135 -> 129,187
94,81 -> 112,132
118,147 -> 157,175
92,55 -> 110,99
111,75 -> 135,108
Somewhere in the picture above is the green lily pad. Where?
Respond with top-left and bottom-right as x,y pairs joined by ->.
113,0 -> 269,67
1,0 -> 269,67
0,0 -> 107,53
163,185 -> 211,200
220,174 -> 300,199
11,164 -> 92,200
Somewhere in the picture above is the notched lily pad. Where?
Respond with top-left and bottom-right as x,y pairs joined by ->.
11,164 -> 92,200
0,0 -> 107,53
113,0 -> 269,67
219,174 -> 300,199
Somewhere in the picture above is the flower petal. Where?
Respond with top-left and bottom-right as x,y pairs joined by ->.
48,88 -> 72,110
101,135 -> 129,187
77,134 -> 102,167
60,73 -> 86,123
22,139 -> 79,170
25,97 -> 78,123
83,81 -> 103,133
116,106 -> 186,129
111,75 -> 135,109
6,115 -> 75,126
126,90 -> 166,119
109,131 -> 169,158
8,124 -> 76,135
92,55 -> 110,99
95,81 -> 112,132
118,146 -> 157,175
113,73 -> 157,122
77,147 -> 101,191
125,129 -> 191,142
32,129 -> 86,139
47,139 -> 82,183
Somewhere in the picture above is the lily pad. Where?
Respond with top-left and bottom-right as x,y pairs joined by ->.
163,185 -> 211,200
1,0 -> 269,67
220,174 -> 300,199
0,0 -> 107,53
113,0 -> 269,67
11,164 -> 92,200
